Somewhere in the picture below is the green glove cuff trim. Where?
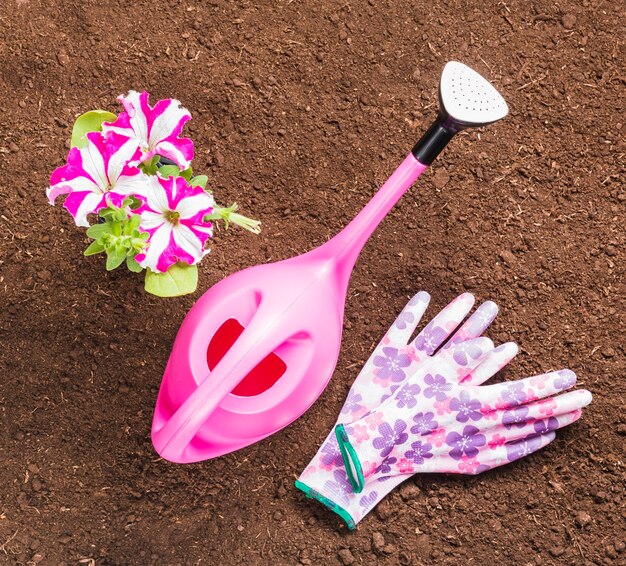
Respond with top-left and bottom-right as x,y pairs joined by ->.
294,480 -> 356,530
335,424 -> 365,493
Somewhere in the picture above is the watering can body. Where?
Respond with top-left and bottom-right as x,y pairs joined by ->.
152,246 -> 351,462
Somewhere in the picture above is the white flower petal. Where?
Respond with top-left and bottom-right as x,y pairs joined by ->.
175,192 -> 215,219
154,139 -> 191,168
149,100 -> 190,146
49,174 -> 99,197
145,177 -> 170,213
114,172 -> 152,197
140,211 -> 167,231
73,192 -> 105,227
172,224 -> 205,260
81,143 -> 108,190
107,137 -> 141,183
139,223 -> 172,271
124,90 -> 149,144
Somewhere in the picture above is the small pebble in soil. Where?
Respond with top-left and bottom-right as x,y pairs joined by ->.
616,424 -> 626,436
372,532 -> 385,554
561,14 -> 577,29
431,169 -> 450,189
57,48 -> 70,66
337,548 -> 355,565
399,483 -> 420,501
575,510 -> 592,528
602,347 -> 616,358
549,546 -> 565,557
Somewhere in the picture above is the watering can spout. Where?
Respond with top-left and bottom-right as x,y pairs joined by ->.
312,153 -> 428,291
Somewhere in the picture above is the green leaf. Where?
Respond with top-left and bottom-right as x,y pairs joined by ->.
105,247 -> 127,271
158,165 -> 180,179
71,110 -> 117,149
127,214 -> 141,231
86,223 -> 113,239
140,155 -> 161,176
126,195 -> 142,210
84,240 -> 105,256
126,256 -> 143,273
180,166 -> 193,181
190,175 -> 208,189
144,263 -> 198,297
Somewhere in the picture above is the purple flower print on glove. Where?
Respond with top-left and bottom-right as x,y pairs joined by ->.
320,438 -> 343,469
554,369 -> 576,390
411,411 -> 438,435
372,419 -> 408,458
359,491 -> 379,509
453,339 -> 486,366
506,435 -> 544,463
373,347 -> 411,382
380,384 -> 400,404
446,425 -> 486,460
404,441 -> 433,465
449,390 -> 483,423
423,373 -> 452,402
533,417 -> 559,435
395,384 -> 421,409
376,456 -> 397,475
341,391 -> 365,416
502,406 -> 529,429
323,469 -> 353,505
501,382 -> 527,407
414,322 -> 447,354
395,310 -> 415,330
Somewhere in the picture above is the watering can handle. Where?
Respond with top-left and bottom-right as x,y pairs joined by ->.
152,313 -> 290,463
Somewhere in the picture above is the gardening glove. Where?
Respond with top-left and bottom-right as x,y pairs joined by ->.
296,292 -> 500,526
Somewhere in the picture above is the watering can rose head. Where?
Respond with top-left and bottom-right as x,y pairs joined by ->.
46,91 -> 260,297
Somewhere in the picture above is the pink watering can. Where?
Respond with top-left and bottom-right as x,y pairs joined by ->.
152,62 -> 509,463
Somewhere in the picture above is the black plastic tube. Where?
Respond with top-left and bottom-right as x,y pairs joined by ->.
411,121 -> 457,166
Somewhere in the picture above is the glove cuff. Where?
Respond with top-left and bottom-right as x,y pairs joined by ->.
294,480 -> 357,530
335,424 -> 366,493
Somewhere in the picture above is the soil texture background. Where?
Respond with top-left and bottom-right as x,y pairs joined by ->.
0,0 -> 624,564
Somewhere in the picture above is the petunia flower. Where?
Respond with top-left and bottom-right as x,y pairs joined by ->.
134,175 -> 214,273
102,90 -> 194,169
47,132 -> 148,227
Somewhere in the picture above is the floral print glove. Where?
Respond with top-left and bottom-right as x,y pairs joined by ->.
295,292 -> 500,527
296,294 -> 592,530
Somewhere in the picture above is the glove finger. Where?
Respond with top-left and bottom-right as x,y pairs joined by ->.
491,408 -> 583,444
460,342 -> 518,385
439,336 -> 495,382
386,291 -> 431,343
444,300 -> 499,348
494,389 -> 592,425
410,293 -> 475,355
477,369 -> 578,407
481,431 -> 557,471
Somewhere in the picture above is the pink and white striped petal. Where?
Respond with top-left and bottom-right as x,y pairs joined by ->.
134,176 -> 214,273
102,91 -> 194,169
46,132 -> 148,226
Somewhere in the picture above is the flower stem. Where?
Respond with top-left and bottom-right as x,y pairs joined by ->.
205,203 -> 261,234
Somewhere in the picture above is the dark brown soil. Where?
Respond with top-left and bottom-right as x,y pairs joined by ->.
1,1 -> 624,564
